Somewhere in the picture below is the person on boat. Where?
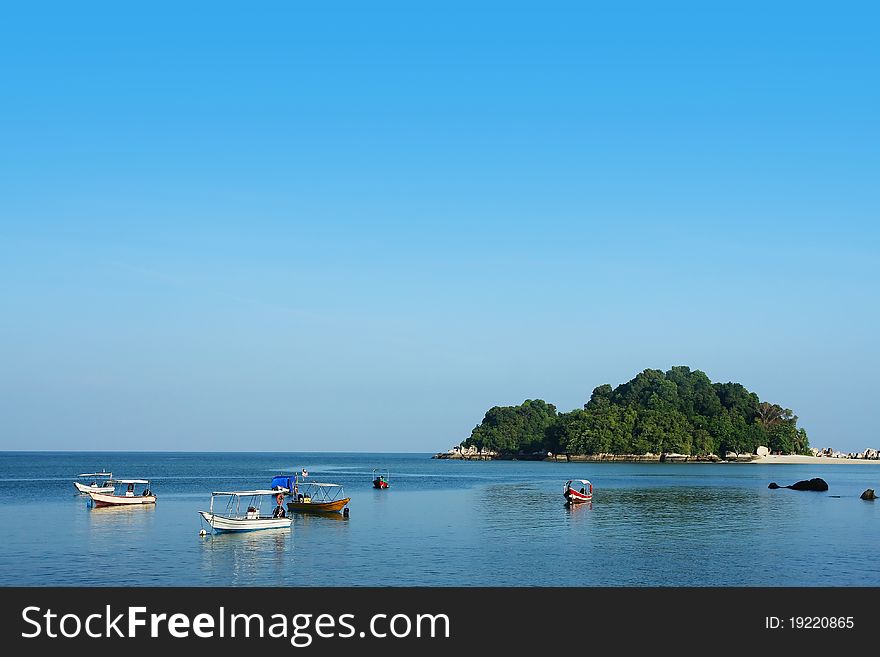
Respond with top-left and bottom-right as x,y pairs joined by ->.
126,483 -> 135,497
273,503 -> 286,518
580,486 -> 586,495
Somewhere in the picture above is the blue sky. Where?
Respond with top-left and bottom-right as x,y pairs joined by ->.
1,1 -> 877,452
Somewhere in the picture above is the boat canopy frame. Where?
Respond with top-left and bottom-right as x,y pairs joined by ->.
210,490 -> 284,518
564,479 -> 593,498
293,482 -> 347,503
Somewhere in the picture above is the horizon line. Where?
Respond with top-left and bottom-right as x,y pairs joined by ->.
0,448 -> 438,454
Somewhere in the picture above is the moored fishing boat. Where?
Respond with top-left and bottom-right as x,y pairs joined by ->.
372,468 -> 390,489
563,479 -> 593,505
88,479 -> 156,507
74,472 -> 114,495
199,490 -> 291,533
286,482 -> 350,514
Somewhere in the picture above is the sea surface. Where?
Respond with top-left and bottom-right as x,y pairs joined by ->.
1,452 -> 878,586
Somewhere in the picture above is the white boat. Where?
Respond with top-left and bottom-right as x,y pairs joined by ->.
88,479 -> 156,507
74,472 -> 114,495
199,490 -> 292,533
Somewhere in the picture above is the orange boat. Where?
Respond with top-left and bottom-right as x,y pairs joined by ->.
286,482 -> 350,515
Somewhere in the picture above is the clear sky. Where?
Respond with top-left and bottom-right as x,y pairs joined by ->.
1,1 -> 877,452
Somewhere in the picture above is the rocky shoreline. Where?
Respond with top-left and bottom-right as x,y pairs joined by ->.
433,444 -> 880,463
432,450 -> 753,463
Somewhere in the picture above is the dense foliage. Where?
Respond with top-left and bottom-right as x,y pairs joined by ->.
463,367 -> 810,456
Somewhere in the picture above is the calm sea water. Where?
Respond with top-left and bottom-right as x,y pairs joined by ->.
0,452 -> 877,586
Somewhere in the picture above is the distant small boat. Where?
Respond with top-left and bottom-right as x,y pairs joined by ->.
74,472 -> 114,495
287,482 -> 350,514
372,468 -> 390,489
88,479 -> 156,507
563,479 -> 593,505
301,469 -> 309,477
199,490 -> 291,533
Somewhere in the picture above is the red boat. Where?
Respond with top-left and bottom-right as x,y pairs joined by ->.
372,469 -> 390,489
563,479 -> 592,504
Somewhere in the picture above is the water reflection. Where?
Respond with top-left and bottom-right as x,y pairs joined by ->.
563,500 -> 594,532
199,528 -> 292,585
87,503 -> 156,527
293,511 -> 348,525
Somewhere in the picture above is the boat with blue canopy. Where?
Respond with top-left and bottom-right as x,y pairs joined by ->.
269,473 -> 350,515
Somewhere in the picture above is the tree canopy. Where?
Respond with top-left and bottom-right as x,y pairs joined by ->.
462,367 -> 810,456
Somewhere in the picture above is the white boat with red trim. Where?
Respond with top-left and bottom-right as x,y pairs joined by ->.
563,479 -> 593,504
87,479 -> 156,507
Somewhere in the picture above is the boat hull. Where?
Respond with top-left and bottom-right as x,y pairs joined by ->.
564,491 -> 592,504
373,480 -> 389,489
75,482 -> 115,494
199,511 -> 291,532
88,492 -> 156,507
287,497 -> 350,514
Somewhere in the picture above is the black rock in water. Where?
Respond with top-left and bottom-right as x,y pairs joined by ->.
768,478 -> 828,492
861,489 -> 876,501
788,478 -> 829,491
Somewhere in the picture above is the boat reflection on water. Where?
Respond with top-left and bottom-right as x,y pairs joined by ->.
84,501 -> 157,540
87,502 -> 156,522
202,527 -> 291,545
199,526 -> 292,584
564,498 -> 593,529
293,510 -> 349,527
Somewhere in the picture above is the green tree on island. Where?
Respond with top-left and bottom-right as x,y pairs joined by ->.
462,367 -> 810,457
466,399 -> 558,454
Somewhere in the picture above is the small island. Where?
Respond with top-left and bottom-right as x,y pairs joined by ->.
435,366 -> 878,463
